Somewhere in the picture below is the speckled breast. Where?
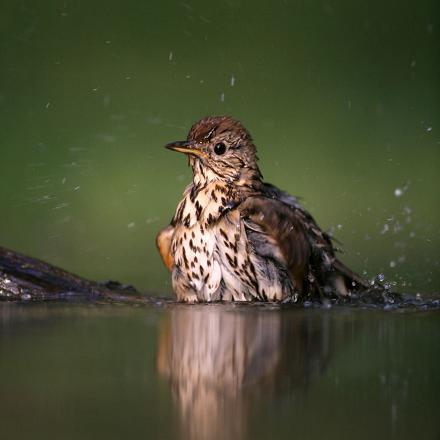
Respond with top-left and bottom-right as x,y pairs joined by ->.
171,222 -> 222,301
170,183 -> 291,302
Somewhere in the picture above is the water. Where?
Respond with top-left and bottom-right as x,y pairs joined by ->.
1,303 -> 439,440
1,1 -> 439,438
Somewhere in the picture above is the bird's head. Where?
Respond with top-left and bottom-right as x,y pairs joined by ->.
166,116 -> 262,185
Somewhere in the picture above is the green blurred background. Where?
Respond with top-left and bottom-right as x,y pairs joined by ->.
1,0 -> 439,295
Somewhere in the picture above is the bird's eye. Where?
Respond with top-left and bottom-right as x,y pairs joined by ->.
214,143 -> 226,155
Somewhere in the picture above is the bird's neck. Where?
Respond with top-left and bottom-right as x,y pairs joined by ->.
173,180 -> 242,229
173,160 -> 263,228
191,159 -> 263,191
192,161 -> 219,186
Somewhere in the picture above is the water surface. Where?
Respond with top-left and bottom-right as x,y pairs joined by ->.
1,303 -> 438,440
1,2 -> 438,438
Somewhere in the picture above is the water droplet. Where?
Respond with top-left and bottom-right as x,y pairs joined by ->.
389,260 -> 396,268
230,75 -> 235,87
377,273 -> 385,282
322,299 -> 332,309
425,126 -> 432,133
394,188 -> 403,197
168,51 -> 173,61
220,92 -> 225,102
381,223 -> 389,234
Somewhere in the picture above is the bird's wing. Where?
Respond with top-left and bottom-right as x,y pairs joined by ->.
263,183 -> 370,290
262,182 -> 335,248
263,183 -> 370,289
241,185 -> 369,295
239,195 -> 315,292
156,224 -> 175,272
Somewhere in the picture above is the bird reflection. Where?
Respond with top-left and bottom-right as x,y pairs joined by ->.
157,305 -> 351,440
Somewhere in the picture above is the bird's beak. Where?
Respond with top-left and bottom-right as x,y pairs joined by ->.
165,141 -> 204,157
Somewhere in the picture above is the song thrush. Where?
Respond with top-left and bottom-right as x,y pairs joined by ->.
157,116 -> 368,302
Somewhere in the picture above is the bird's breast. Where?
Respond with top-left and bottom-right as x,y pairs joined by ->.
171,184 -> 290,301
171,206 -> 258,301
173,183 -> 240,228
172,221 -> 222,301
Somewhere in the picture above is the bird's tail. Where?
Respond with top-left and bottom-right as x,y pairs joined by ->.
332,258 -> 370,295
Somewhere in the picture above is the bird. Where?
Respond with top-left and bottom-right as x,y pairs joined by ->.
156,116 -> 369,303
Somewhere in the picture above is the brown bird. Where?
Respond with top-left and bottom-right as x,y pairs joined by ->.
157,116 -> 369,303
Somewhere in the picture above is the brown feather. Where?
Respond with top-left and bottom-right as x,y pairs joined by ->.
156,225 -> 174,272
158,115 -> 369,302
240,197 -> 311,292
